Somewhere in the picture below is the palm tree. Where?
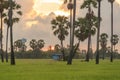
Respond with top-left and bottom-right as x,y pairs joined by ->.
29,39 -> 37,51
0,0 -> 5,62
74,18 -> 88,55
51,16 -> 69,61
65,0 -> 77,65
3,1 -> 22,62
81,0 -> 98,62
96,0 -> 102,64
54,44 -> 61,52
14,39 -> 23,51
99,33 -> 108,60
37,39 -> 45,50
108,0 -> 115,62
111,34 -> 119,52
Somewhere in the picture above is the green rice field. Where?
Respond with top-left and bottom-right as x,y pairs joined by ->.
0,59 -> 120,80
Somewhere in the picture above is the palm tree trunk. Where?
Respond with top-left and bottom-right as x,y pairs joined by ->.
9,0 -> 15,65
61,40 -> 65,61
73,40 -> 80,57
96,0 -> 101,64
113,45 -> 115,58
5,26 -> 9,62
0,12 -> 4,62
110,2 -> 113,62
86,35 -> 91,62
102,48 -> 105,60
67,0 -> 76,65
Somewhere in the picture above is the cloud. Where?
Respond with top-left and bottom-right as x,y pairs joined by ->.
3,0 -> 120,52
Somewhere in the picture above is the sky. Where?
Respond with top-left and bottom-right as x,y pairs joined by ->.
3,0 -> 120,52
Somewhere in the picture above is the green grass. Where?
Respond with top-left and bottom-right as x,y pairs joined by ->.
0,59 -> 120,80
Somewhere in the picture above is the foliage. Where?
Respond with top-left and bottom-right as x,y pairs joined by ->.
111,34 -> 119,46
51,16 -> 69,41
51,16 -> 69,61
29,39 -> 45,51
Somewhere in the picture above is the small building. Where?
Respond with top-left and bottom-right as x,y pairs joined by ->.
52,54 -> 62,60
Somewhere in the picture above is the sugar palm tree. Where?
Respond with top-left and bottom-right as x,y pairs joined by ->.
4,1 -> 22,62
37,39 -> 45,50
96,0 -> 102,64
111,34 -> 119,52
81,0 -> 98,62
14,39 -> 23,51
108,0 -> 115,62
74,18 -> 88,56
54,44 -> 61,52
99,33 -> 108,60
30,39 -> 37,51
64,0 -> 77,65
51,16 -> 69,61
0,0 -> 6,62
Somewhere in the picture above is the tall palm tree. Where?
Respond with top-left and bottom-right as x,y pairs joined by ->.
4,1 -> 22,62
65,0 -> 77,65
99,33 -> 108,60
0,0 -> 5,62
108,0 -> 115,62
96,0 -> 102,64
51,16 -> 69,61
111,34 -> 119,52
9,0 -> 16,65
81,0 -> 98,62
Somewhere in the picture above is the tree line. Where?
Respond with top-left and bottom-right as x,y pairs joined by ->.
0,0 -> 119,65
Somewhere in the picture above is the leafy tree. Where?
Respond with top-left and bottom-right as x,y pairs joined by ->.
51,16 -> 69,61
99,33 -> 108,60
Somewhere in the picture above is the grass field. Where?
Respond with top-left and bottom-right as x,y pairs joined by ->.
0,59 -> 120,80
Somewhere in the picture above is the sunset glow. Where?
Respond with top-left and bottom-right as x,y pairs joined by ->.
26,21 -> 38,28
33,0 -> 69,16
116,0 -> 120,5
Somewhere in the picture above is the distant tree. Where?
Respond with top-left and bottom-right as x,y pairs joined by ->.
30,39 -> 45,51
37,39 -> 45,50
51,16 -> 69,61
99,33 -> 108,60
111,34 -> 119,52
54,44 -> 61,52
14,39 -> 27,52
29,39 -> 37,51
